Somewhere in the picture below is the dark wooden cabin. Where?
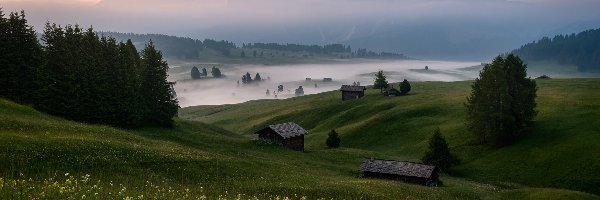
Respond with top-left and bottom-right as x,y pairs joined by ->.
360,158 -> 439,186
340,85 -> 366,101
255,122 -> 308,151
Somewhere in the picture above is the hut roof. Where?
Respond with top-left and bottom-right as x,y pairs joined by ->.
360,158 -> 437,178
340,85 -> 366,92
265,122 -> 307,139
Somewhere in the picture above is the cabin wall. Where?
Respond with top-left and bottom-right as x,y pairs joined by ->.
282,135 -> 304,151
257,129 -> 284,145
362,171 -> 437,185
257,128 -> 304,151
342,91 -> 364,101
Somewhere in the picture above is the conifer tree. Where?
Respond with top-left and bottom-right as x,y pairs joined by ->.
0,10 -> 44,104
191,66 -> 201,79
139,41 -> 179,127
114,39 -> 143,127
326,129 -> 341,148
202,68 -> 208,76
245,72 -> 252,83
400,79 -> 411,95
255,73 -> 262,81
211,66 -> 222,78
373,70 -> 388,93
422,128 -> 460,171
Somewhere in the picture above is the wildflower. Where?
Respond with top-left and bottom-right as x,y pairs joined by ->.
64,173 -> 69,176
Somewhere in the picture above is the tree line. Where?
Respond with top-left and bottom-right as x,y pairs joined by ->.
242,43 -> 351,55
102,31 -> 410,60
512,28 -> 600,72
0,9 -> 179,128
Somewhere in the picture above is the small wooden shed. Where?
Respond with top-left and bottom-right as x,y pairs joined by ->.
255,122 -> 308,151
340,85 -> 366,101
360,158 -> 439,186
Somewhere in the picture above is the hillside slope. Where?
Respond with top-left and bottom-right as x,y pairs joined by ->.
181,79 -> 600,195
1,87 -> 598,199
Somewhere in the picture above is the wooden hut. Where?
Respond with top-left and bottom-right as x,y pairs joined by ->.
359,158 -> 439,186
340,85 -> 366,101
255,122 -> 308,151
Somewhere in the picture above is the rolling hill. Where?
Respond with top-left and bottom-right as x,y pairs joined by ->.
1,79 -> 599,199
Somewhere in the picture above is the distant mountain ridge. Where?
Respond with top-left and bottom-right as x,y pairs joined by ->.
98,32 -> 409,62
511,28 -> 600,72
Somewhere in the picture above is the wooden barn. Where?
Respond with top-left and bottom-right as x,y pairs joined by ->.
340,85 -> 367,101
255,122 -> 308,151
359,158 -> 439,186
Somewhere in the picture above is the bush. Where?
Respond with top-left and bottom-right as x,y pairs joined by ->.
326,129 -> 341,148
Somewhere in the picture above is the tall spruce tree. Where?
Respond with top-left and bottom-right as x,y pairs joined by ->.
373,70 -> 388,93
139,41 -> 179,127
41,23 -> 81,118
0,10 -> 44,104
466,55 -> 536,146
113,39 -> 143,127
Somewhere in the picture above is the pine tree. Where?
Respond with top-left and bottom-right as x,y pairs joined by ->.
40,23 -> 80,118
373,70 -> 388,93
0,10 -> 44,104
202,68 -> 208,76
466,55 -> 536,146
422,128 -> 460,171
191,66 -> 201,79
245,72 -> 252,83
113,39 -> 143,127
211,66 -> 222,78
254,73 -> 262,81
400,79 -> 411,95
139,41 -> 179,127
326,129 -> 341,148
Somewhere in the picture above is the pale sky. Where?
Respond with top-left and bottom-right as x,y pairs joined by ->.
3,0 -> 600,60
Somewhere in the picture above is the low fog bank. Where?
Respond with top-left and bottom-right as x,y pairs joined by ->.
171,60 -> 481,107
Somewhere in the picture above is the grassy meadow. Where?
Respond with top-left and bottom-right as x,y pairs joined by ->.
1,78 -> 599,199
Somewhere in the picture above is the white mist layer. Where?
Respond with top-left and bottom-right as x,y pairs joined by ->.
171,60 -> 481,107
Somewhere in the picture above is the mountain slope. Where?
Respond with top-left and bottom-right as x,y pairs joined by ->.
512,28 -> 600,72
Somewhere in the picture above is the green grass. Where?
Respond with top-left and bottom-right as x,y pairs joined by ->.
1,78 -> 599,199
181,78 -> 600,196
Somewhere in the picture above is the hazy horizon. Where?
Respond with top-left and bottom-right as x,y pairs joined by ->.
4,0 -> 600,60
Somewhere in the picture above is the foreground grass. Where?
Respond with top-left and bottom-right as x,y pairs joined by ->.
1,78 -> 599,199
0,99 -> 498,199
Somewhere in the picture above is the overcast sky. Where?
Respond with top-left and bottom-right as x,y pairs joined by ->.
4,0 -> 600,60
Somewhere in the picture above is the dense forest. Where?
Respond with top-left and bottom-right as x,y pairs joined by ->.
512,28 -> 600,72
101,32 -> 409,60
0,9 -> 179,128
